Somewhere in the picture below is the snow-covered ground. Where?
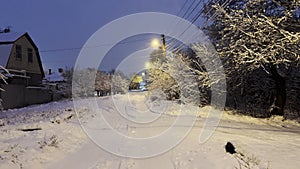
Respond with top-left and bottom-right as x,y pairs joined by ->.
0,92 -> 299,169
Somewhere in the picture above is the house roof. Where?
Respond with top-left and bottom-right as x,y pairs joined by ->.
45,72 -> 65,82
0,32 -> 25,43
0,44 -> 13,66
0,32 -> 45,77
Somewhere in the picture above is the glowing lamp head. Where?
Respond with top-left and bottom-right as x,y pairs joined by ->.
150,38 -> 160,49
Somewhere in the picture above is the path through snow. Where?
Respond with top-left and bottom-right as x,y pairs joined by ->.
0,93 -> 299,169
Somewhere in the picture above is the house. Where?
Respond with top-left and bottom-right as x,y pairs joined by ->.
0,31 -> 52,109
43,68 -> 72,99
0,32 -> 44,86
44,68 -> 65,83
44,68 -> 66,95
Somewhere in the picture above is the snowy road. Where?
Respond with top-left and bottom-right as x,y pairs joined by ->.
1,93 -> 300,169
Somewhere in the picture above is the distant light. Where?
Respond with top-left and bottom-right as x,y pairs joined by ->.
150,38 -> 160,49
145,62 -> 151,69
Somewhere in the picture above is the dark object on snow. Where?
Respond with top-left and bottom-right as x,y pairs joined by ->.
225,142 -> 236,154
19,127 -> 42,132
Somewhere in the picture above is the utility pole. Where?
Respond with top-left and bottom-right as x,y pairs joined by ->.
161,34 -> 166,57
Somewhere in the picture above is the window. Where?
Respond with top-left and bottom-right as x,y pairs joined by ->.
15,45 -> 22,61
27,48 -> 33,63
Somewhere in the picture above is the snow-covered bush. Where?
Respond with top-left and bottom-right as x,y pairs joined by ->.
147,44 -> 225,106
111,71 -> 129,94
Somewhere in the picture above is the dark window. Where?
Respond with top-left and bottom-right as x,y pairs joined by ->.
16,45 -> 22,61
27,48 -> 33,63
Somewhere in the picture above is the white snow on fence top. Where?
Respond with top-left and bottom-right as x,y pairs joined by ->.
0,44 -> 13,66
0,32 -> 25,42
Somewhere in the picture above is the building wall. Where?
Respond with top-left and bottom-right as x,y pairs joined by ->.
6,36 -> 43,85
0,84 -> 24,109
27,72 -> 43,86
0,83 -> 52,110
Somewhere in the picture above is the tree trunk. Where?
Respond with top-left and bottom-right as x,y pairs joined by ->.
269,65 -> 286,116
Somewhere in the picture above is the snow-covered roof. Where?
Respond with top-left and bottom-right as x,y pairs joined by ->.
44,72 -> 65,82
0,32 -> 26,66
0,32 -> 25,43
0,44 -> 13,66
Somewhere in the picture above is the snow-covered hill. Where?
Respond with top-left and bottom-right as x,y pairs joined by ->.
0,93 -> 299,169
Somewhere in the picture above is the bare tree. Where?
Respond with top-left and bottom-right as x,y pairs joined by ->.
0,65 -> 9,91
95,70 -> 111,96
111,71 -> 129,94
72,68 -> 97,97
206,0 -> 300,117
0,65 -> 10,110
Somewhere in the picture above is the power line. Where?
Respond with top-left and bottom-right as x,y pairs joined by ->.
181,0 -> 198,19
164,0 -> 200,43
40,47 -> 82,53
166,0 -> 214,50
40,37 -> 154,53
164,0 -> 191,40
176,0 -> 190,17
185,0 -> 204,20
167,0 -> 231,53
166,0 -> 207,49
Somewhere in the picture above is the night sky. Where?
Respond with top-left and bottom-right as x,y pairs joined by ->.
0,0 -> 198,72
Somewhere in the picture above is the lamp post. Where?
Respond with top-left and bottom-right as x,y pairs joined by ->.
161,34 -> 166,55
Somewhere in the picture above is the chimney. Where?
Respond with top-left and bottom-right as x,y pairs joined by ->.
0,27 -> 11,34
49,69 -> 52,75
3,28 -> 10,33
58,68 -> 63,73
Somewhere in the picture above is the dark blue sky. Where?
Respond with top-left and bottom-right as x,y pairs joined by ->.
0,0 -> 192,72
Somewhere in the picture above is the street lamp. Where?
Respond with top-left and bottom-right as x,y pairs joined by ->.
150,38 -> 160,49
151,35 -> 166,57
